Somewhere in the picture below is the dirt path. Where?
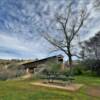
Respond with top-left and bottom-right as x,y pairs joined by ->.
86,86 -> 100,97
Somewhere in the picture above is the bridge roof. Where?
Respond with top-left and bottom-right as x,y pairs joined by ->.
20,54 -> 63,67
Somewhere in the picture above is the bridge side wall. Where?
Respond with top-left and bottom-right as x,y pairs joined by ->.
22,56 -> 63,74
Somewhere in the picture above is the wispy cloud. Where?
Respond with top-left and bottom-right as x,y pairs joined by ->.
0,32 -> 49,59
0,0 -> 99,59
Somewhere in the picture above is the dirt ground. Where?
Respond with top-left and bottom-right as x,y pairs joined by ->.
86,86 -> 100,97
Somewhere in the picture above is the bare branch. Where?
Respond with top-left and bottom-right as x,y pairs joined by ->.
56,17 -> 69,43
41,33 -> 68,55
64,2 -> 72,28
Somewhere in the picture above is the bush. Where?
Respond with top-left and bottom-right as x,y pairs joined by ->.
72,66 -> 83,75
83,59 -> 100,76
0,72 -> 8,80
62,70 -> 71,76
0,69 -> 26,80
0,70 -> 14,80
64,62 -> 85,76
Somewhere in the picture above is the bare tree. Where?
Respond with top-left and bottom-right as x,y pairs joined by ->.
41,2 -> 89,75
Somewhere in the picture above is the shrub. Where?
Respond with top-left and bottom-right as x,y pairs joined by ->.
83,59 -> 100,76
0,68 -> 26,80
72,66 -> 83,75
62,70 -> 71,76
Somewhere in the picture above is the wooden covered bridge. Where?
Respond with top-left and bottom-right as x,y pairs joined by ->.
19,55 -> 64,74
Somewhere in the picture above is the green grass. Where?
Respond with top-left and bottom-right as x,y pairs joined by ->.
0,76 -> 100,100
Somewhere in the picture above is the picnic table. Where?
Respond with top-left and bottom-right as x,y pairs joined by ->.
43,72 -> 74,83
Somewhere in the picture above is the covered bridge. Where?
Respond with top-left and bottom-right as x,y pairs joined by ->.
19,55 -> 64,74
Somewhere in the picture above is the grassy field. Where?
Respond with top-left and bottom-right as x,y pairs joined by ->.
0,76 -> 100,100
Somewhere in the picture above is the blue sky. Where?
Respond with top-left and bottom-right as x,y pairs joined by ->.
0,0 -> 100,59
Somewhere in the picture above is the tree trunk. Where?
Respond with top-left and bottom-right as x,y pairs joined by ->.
69,54 -> 73,76
67,45 -> 73,76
